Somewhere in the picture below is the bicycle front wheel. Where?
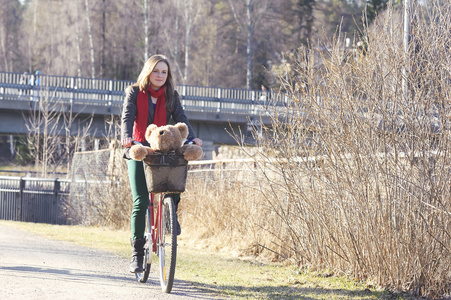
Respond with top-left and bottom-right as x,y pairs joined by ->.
136,236 -> 151,283
158,195 -> 177,293
136,209 -> 152,283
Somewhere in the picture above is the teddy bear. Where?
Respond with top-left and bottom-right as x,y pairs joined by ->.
129,122 -> 203,161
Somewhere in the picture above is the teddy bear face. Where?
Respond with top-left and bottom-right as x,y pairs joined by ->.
145,123 -> 189,153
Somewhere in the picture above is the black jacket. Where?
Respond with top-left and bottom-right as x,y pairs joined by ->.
121,86 -> 196,159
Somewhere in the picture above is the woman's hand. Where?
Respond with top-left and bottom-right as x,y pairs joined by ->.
122,137 -> 133,148
193,138 -> 203,147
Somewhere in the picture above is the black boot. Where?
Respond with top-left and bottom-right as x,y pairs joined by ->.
167,194 -> 182,236
175,203 -> 181,236
130,238 -> 146,273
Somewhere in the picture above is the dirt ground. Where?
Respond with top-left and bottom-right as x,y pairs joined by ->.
0,224 -> 225,300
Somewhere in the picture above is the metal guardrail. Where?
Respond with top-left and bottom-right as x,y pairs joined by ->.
0,71 -> 288,116
0,170 -> 67,176
0,176 -> 70,224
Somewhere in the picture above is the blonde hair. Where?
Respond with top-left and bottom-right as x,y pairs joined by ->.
130,54 -> 176,112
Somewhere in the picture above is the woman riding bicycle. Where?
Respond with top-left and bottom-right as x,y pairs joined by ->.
121,54 -> 202,273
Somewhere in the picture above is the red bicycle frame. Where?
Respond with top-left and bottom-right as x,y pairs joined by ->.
148,193 -> 163,253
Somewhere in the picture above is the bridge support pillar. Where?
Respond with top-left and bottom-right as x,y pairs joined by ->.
9,134 -> 14,156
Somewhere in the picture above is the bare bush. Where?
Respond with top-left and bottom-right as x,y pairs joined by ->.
243,1 -> 449,297
183,1 -> 450,298
181,161 -> 268,253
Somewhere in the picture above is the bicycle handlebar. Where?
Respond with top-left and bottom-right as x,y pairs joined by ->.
132,139 -> 198,147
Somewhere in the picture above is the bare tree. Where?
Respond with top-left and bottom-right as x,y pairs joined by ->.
163,12 -> 184,80
0,0 -> 22,71
189,8 -> 227,87
85,0 -> 96,78
23,83 -> 94,176
25,97 -> 57,177
181,0 -> 202,84
143,0 -> 149,61
75,2 -> 82,78
24,90 -> 64,176
161,0 -> 203,84
228,0 -> 268,89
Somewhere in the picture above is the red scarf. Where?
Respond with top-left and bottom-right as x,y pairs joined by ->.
133,86 -> 167,142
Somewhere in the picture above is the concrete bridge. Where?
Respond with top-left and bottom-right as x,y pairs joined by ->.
0,71 -> 287,157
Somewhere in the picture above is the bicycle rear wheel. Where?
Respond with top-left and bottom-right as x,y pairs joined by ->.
158,195 -> 177,293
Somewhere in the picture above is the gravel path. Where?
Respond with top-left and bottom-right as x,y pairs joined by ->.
0,224 -> 224,300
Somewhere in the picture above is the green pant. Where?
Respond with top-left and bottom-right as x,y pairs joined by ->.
127,159 -> 181,240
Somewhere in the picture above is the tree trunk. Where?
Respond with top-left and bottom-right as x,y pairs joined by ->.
182,0 -> 201,85
76,2 -> 82,77
228,0 -> 267,90
184,20 -> 191,84
101,0 -> 106,77
246,0 -> 254,90
85,0 -> 96,78
143,0 -> 149,62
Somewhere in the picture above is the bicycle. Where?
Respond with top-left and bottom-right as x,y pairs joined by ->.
132,142 -> 189,293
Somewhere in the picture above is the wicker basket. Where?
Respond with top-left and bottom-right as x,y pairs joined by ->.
142,152 -> 188,193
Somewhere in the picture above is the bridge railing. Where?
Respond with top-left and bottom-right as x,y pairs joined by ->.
0,71 -> 289,117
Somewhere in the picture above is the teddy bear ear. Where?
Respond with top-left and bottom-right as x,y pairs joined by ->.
146,124 -> 158,139
174,122 -> 189,139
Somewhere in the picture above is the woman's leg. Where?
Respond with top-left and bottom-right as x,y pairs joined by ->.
166,193 -> 180,207
127,159 -> 149,272
166,193 -> 181,235
127,159 -> 149,239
